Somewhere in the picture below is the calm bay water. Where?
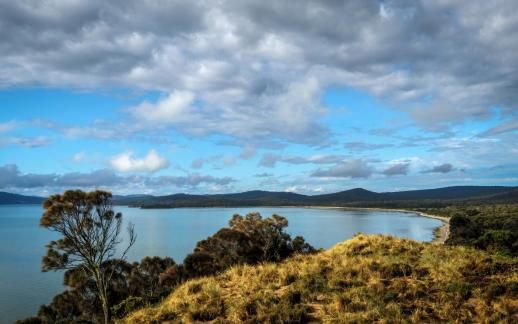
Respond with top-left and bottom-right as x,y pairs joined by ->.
0,205 -> 442,323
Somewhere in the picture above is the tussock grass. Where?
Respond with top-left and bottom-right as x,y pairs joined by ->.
124,234 -> 517,323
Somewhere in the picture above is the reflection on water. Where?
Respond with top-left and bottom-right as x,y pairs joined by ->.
0,205 -> 442,323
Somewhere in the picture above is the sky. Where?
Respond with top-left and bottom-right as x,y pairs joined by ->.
1,0 -> 517,196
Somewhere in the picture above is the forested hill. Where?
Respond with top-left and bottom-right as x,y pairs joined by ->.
2,186 -> 517,207
118,186 -> 518,208
0,192 -> 45,205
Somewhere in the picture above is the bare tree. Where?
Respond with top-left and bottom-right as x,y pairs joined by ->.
40,190 -> 136,324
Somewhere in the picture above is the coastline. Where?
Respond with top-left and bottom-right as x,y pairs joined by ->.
302,206 -> 450,244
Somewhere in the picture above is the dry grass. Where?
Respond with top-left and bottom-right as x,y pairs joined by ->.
124,234 -> 518,323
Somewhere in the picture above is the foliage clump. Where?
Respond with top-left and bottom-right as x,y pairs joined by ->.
184,212 -> 315,276
419,204 -> 518,255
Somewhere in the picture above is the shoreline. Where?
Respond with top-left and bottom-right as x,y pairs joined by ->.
129,204 -> 451,244
302,206 -> 450,244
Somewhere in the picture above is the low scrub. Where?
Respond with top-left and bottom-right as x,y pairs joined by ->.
418,204 -> 518,255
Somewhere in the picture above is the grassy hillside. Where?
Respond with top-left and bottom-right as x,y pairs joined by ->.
125,235 -> 517,323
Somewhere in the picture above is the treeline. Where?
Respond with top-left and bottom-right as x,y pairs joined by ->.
124,186 -> 518,209
417,205 -> 518,256
138,199 -> 514,209
19,209 -> 315,323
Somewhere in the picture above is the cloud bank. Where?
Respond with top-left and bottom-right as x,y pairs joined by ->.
1,0 -> 517,145
0,164 -> 234,192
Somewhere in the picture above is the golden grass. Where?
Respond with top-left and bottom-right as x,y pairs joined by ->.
124,234 -> 517,323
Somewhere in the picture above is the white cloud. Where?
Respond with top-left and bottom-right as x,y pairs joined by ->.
110,149 -> 169,173
0,121 -> 17,132
130,90 -> 196,124
73,152 -> 85,163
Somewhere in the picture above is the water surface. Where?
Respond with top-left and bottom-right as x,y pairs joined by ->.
0,205 -> 442,323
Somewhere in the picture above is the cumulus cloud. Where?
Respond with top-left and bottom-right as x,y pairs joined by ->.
312,160 -> 373,178
129,91 -> 196,124
110,149 -> 169,173
422,163 -> 454,174
3,1 -> 515,142
382,163 -> 410,176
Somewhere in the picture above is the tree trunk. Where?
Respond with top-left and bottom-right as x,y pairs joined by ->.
101,294 -> 109,324
94,269 -> 110,324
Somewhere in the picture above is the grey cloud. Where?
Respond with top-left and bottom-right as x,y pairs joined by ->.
368,128 -> 400,137
312,160 -> 373,178
0,136 -> 52,148
382,163 -> 410,176
254,172 -> 273,177
259,153 -> 344,168
0,164 -> 126,188
191,158 -> 205,169
55,169 -> 129,187
146,174 -> 235,188
239,145 -> 256,159
259,153 -> 280,168
345,142 -> 393,152
222,156 -> 236,166
478,118 -> 518,137
0,164 -> 234,190
0,164 -> 56,188
1,0 -> 516,143
190,155 -> 236,169
422,163 -> 454,174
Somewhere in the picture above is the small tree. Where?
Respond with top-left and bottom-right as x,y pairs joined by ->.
40,190 -> 136,324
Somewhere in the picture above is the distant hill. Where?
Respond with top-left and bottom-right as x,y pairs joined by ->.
382,186 -> 516,200
2,186 -> 517,207
0,192 -> 45,205
117,185 -> 518,208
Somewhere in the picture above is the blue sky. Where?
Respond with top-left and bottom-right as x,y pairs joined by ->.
1,1 -> 517,196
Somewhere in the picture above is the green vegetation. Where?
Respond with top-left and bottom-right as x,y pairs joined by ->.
183,213 -> 315,277
18,190 -> 518,323
416,205 -> 518,256
126,234 -> 518,323
38,190 -> 136,324
19,200 -> 314,323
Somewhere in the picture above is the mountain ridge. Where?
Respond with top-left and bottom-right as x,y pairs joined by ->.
2,185 -> 516,207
